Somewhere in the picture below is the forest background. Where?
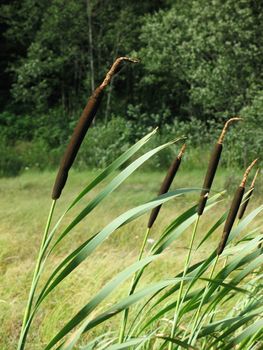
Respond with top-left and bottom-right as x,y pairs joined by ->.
0,0 -> 263,175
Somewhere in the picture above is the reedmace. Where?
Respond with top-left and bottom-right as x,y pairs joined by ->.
147,144 -> 186,229
197,117 -> 241,215
217,159 -> 258,255
52,57 -> 138,199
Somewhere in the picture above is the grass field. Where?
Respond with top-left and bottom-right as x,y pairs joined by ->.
0,168 -> 262,349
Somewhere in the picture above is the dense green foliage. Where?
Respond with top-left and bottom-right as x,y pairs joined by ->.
0,0 -> 262,175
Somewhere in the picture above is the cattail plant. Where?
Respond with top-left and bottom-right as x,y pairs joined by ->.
52,57 -> 138,200
15,128 -> 263,349
148,144 -> 186,229
119,144 -> 186,343
238,168 -> 259,220
18,57 -> 138,350
223,168 -> 259,270
217,159 -> 258,255
188,158 -> 258,346
168,117 -> 241,348
197,117 -> 241,216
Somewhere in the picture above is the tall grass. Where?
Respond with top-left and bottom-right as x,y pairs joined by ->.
16,60 -> 262,349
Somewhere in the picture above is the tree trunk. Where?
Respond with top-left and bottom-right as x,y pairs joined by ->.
87,0 -> 95,92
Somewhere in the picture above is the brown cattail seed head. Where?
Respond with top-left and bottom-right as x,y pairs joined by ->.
147,144 -> 186,229
218,117 -> 242,144
197,117 -> 241,216
238,168 -> 259,220
52,57 -> 138,200
217,186 -> 245,255
217,160 -> 258,255
197,143 -> 222,215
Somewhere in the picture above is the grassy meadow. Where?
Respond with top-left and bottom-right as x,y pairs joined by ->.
0,168 -> 262,349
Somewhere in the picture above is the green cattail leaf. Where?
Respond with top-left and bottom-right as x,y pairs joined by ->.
118,194 -> 223,335
138,243 -> 258,337
197,208 -> 228,249
198,306 -> 263,338
79,333 -> 114,350
50,138 -> 182,251
156,335 -> 198,349
42,129 -> 158,255
68,129 -> 157,210
149,197 -> 225,309
203,251 -> 263,320
151,192 -> 223,253
137,288 -> 203,335
45,255 -> 158,350
216,318 -> 263,349
45,278 -> 186,350
221,234 -> 262,257
83,337 -> 149,350
105,338 -> 147,350
168,237 -> 262,327
228,204 -> 263,243
37,189 -> 198,308
130,253 -> 217,337
153,202 -> 219,254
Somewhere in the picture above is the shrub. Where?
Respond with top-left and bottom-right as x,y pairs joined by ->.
76,116 -> 132,169
13,139 -> 63,171
223,90 -> 263,168
0,139 -> 23,177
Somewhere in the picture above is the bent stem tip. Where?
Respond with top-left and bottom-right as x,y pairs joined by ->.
178,143 -> 186,159
218,117 -> 242,144
240,159 -> 258,187
100,57 -> 139,88
251,168 -> 260,188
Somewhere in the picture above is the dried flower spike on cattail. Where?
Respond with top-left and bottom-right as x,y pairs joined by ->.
52,57 -> 138,200
217,159 -> 258,255
147,144 -> 186,229
238,168 -> 259,220
197,117 -> 241,216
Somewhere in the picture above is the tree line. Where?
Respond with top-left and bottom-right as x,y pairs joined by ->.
0,0 -> 262,173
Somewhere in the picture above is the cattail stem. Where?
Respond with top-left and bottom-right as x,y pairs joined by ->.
223,168 -> 259,270
120,146 -> 185,343
189,255 -> 219,345
18,199 -> 57,350
197,117 -> 241,216
52,57 -> 138,200
119,227 -> 151,343
148,144 -> 186,229
217,159 -> 258,256
238,169 -> 259,220
217,117 -> 241,144
169,215 -> 200,350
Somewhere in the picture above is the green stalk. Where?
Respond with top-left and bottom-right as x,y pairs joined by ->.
17,199 -> 56,350
119,227 -> 151,343
189,254 -> 219,346
168,215 -> 200,350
